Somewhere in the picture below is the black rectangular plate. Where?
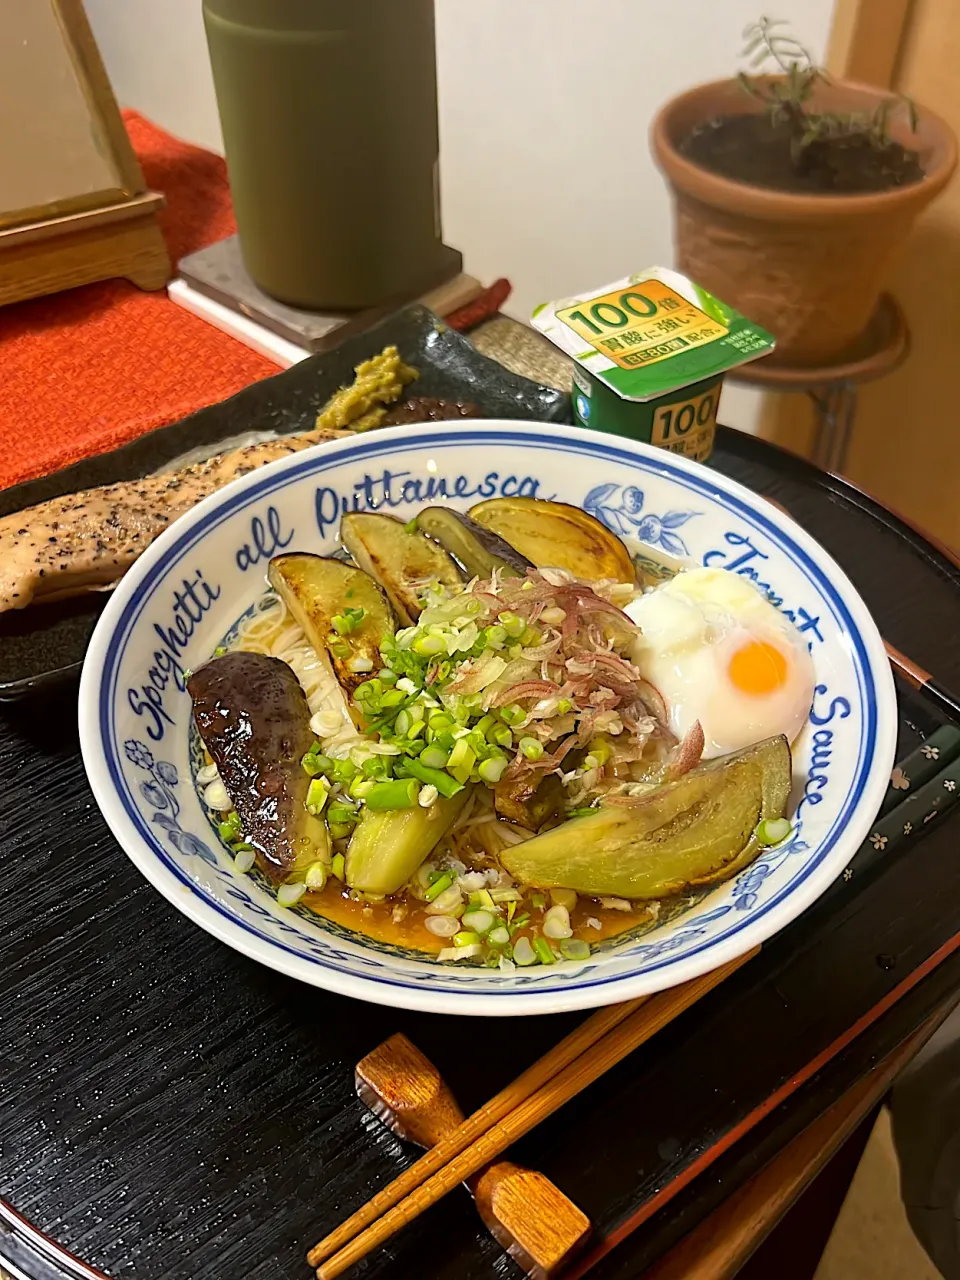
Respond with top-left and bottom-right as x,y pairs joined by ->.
0,305 -> 571,699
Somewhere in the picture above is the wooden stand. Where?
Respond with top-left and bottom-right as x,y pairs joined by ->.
731,294 -> 910,474
0,0 -> 171,307
0,192 -> 170,307
356,1033 -> 591,1280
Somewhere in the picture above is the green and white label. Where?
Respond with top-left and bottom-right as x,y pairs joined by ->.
533,267 -> 775,403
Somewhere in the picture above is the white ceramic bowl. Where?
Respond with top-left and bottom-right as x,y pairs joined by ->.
79,423 -> 897,1016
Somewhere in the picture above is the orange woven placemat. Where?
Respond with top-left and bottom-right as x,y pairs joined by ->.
0,112 -> 280,491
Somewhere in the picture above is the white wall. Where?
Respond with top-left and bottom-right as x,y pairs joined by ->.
85,0 -> 836,430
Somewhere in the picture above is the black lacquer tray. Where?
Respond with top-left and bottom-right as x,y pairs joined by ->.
0,305 -> 571,699
1,425 -> 960,1280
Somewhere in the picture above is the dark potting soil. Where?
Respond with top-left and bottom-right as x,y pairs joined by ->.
680,113 -> 924,195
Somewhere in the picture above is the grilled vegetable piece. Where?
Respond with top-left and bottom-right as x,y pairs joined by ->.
188,652 -> 330,883
345,789 -> 472,895
268,555 -> 395,697
414,507 -> 531,580
340,512 -> 461,625
469,497 -> 636,583
501,736 -> 791,899
494,772 -> 565,831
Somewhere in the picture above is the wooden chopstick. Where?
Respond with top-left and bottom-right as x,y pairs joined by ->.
307,993 -> 647,1268
764,495 -> 960,725
310,949 -> 758,1278
883,640 -> 960,725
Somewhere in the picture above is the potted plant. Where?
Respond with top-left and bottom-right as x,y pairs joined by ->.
652,18 -> 957,366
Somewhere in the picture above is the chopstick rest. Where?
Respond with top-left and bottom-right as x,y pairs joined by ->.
356,1033 -> 591,1279
880,725 -> 960,815
852,747 -> 960,879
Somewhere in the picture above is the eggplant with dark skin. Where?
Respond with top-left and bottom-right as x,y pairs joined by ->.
502,736 -> 792,899
340,512 -> 461,624
414,507 -> 531,580
494,771 -> 565,831
268,554 -> 396,698
188,651 -> 330,883
469,496 -> 636,583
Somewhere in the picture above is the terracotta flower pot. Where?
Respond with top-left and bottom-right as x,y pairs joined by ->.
652,78 -> 957,366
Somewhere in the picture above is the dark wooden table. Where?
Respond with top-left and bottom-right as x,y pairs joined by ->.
2,425 -> 960,1280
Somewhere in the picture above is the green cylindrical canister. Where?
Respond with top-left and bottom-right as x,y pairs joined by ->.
571,367 -> 725,463
533,268 -> 777,464
203,0 -> 447,309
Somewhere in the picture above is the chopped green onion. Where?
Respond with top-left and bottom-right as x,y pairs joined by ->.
533,936 -> 556,965
349,777 -> 376,800
454,930 -> 480,948
420,744 -> 450,770
378,668 -> 399,685
560,939 -> 591,961
380,689 -> 407,708
218,812 -> 242,842
361,756 -> 389,778
490,725 -> 513,750
447,739 -> 476,777
498,612 -> 526,639
757,817 -> 792,847
331,853 -> 346,880
413,634 -> 446,656
364,778 -> 420,812
478,756 -> 509,784
518,737 -> 544,762
471,888 -> 495,909
397,756 -> 464,798
305,862 -> 328,891
418,784 -> 439,808
491,887 -> 522,903
556,698 -> 573,714
543,905 -> 573,939
486,624 -> 507,649
302,753 -> 324,778
327,803 -> 357,826
500,704 -> 525,726
530,892 -> 546,910
278,883 -> 307,908
424,872 -> 454,902
331,606 -> 367,635
306,778 -> 329,815
488,926 -> 511,947
331,759 -> 359,784
329,825 -> 353,841
461,909 -> 495,935
513,936 -> 536,966
233,847 -> 256,874
404,517 -> 419,533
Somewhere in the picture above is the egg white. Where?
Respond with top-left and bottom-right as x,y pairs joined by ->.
625,567 -> 816,758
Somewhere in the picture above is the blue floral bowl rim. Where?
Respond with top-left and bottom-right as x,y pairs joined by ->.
78,422 -> 897,1016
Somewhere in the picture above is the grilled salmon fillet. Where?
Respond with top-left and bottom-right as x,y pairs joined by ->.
0,427 -> 348,613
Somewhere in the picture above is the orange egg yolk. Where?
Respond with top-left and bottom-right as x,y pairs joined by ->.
728,640 -> 789,696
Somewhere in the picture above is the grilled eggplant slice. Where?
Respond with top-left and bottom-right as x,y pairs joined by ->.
189,652 -> 330,883
469,497 -> 635,583
414,507 -> 531,580
345,789 -> 472,895
268,554 -> 395,697
340,512 -> 461,624
494,772 -> 565,831
501,736 -> 791,899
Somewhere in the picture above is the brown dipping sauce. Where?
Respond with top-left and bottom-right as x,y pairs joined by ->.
304,878 -> 658,955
